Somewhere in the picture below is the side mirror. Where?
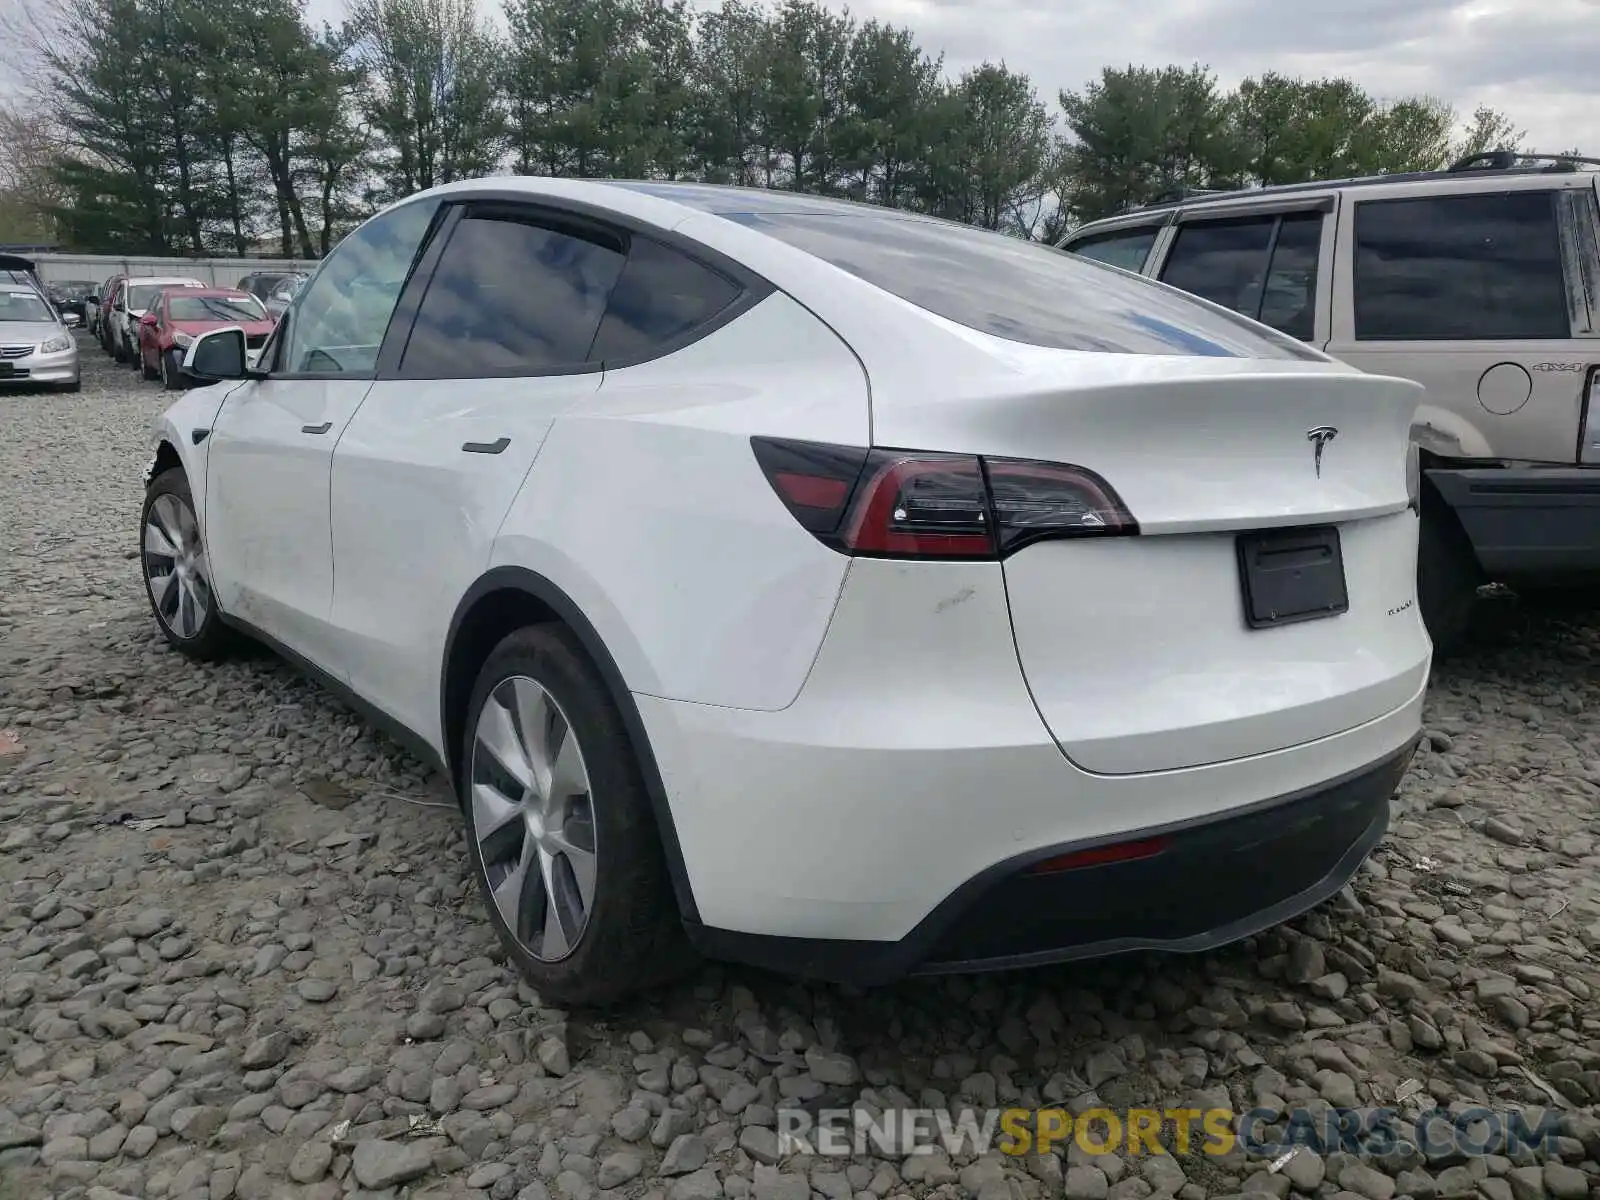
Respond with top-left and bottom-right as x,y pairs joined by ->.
183,327 -> 248,380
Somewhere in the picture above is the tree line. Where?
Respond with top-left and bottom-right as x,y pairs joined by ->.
0,0 -> 1534,257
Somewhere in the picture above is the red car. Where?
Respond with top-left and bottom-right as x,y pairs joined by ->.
137,287 -> 276,389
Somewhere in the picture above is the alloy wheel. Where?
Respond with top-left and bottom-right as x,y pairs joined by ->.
143,493 -> 210,639
469,676 -> 597,962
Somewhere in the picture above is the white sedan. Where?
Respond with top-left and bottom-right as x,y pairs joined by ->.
141,178 -> 1430,1004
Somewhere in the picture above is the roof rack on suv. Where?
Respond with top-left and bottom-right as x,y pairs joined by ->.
1146,185 -> 1227,205
1448,150 -> 1600,174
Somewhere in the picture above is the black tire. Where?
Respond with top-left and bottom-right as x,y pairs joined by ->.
55,380 -> 82,394
112,331 -> 128,363
460,624 -> 694,1006
140,468 -> 236,661
160,349 -> 184,390
1418,495 -> 1481,656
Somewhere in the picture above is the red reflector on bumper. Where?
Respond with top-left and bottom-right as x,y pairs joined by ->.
1025,836 -> 1170,876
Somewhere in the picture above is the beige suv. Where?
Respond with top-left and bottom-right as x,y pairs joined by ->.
1058,151 -> 1600,652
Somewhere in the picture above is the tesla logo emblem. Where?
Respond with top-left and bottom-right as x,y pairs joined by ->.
1307,426 -> 1338,477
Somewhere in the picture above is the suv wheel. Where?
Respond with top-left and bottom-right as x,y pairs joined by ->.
460,624 -> 693,1005
1418,497 -> 1481,656
140,469 -> 235,660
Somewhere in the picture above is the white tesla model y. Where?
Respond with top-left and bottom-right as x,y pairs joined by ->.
141,179 -> 1431,1004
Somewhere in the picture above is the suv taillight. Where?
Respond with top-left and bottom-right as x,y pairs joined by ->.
750,436 -> 1137,560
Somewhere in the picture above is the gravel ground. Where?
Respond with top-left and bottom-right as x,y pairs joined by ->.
2,338 -> 1599,1200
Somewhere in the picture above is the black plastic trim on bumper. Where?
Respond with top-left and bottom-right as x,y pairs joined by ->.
1426,465 -> 1600,579
684,739 -> 1418,988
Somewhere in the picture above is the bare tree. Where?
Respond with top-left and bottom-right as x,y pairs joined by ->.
0,98 -> 68,242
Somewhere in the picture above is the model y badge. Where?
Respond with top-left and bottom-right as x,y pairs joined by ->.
1306,426 -> 1338,478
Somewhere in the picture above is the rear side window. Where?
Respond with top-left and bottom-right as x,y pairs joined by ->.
1160,212 -> 1322,340
1353,192 -> 1570,340
726,211 -> 1324,360
589,238 -> 742,364
1066,227 -> 1160,272
402,214 -> 626,375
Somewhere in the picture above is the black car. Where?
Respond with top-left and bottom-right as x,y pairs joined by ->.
46,279 -> 100,322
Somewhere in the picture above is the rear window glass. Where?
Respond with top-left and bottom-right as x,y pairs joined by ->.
169,294 -> 266,322
725,212 -> 1323,360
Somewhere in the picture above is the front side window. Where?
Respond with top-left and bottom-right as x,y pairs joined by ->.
401,213 -> 626,376
1353,191 -> 1570,341
281,198 -> 439,376
1066,226 -> 1161,273
1159,212 -> 1323,341
1161,217 -> 1276,315
1257,216 -> 1321,340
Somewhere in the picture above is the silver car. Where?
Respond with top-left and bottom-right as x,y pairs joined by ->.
0,286 -> 81,393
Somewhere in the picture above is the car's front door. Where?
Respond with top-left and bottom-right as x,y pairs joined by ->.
203,197 -> 440,671
327,200 -> 631,744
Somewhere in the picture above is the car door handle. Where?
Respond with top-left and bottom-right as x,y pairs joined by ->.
301,422 -> 332,435
462,437 -> 510,455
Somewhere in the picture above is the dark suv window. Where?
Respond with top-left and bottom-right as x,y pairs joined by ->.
401,214 -> 627,376
1353,192 -> 1570,341
588,238 -> 742,364
1066,226 -> 1161,272
1159,211 -> 1322,340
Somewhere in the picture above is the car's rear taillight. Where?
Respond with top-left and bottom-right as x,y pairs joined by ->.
750,436 -> 1137,561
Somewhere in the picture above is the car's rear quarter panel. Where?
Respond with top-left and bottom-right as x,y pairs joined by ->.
491,289 -> 871,712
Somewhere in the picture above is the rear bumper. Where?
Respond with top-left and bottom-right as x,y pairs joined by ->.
1427,465 -> 1600,579
639,554 -> 1427,980
687,740 -> 1415,986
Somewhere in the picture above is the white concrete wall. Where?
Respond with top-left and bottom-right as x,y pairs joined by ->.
31,254 -> 319,289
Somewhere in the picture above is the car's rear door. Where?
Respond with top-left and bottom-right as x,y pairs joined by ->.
326,199 -> 619,746
1322,175 -> 1598,467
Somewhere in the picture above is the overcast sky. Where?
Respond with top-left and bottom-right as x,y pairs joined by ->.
292,0 -> 1600,153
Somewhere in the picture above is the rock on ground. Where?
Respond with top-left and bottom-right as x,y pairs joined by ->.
2,343 -> 1599,1198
